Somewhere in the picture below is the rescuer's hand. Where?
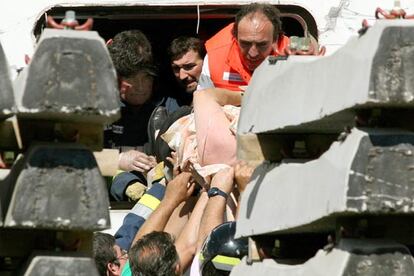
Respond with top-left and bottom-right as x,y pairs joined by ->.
164,172 -> 195,207
166,151 -> 180,178
210,167 -> 235,195
118,150 -> 157,173
234,160 -> 256,194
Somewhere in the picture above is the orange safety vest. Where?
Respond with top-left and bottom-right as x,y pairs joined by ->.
205,23 -> 289,91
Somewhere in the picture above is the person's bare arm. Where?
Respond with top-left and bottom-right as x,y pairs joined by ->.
196,168 -> 235,251
163,196 -> 197,241
194,88 -> 242,107
132,172 -> 195,245
234,160 -> 256,218
175,191 -> 209,271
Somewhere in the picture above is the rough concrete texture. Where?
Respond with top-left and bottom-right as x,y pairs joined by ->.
236,128 -> 414,237
5,143 -> 110,230
0,158 -> 24,228
0,118 -> 19,150
14,29 -> 120,124
238,20 -> 414,135
23,253 -> 99,275
0,42 -> 15,120
231,239 -> 414,276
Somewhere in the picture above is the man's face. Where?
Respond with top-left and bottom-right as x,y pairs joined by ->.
122,71 -> 154,106
113,245 -> 128,274
237,12 -> 276,72
171,50 -> 203,93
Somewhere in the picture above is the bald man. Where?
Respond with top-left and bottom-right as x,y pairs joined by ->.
198,3 -> 289,91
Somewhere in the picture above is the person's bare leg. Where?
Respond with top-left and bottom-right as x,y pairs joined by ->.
193,88 -> 241,166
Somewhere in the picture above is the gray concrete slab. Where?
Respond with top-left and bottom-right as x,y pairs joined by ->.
0,42 -> 15,120
4,143 -> 110,230
238,20 -> 414,136
231,239 -> 414,276
0,118 -> 19,150
14,29 -> 120,124
236,128 -> 414,237
23,253 -> 99,275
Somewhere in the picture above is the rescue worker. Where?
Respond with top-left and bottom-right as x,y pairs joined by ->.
143,37 -> 205,170
105,30 -> 158,201
198,3 -> 289,91
114,181 -> 166,251
169,36 -> 205,95
158,36 -> 206,114
105,29 -> 158,154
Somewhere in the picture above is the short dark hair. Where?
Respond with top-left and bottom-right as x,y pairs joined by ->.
232,3 -> 283,42
92,232 -> 118,276
129,231 -> 179,276
168,36 -> 206,62
108,30 -> 156,78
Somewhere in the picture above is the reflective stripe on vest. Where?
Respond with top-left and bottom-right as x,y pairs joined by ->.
138,193 -> 161,211
199,253 -> 241,271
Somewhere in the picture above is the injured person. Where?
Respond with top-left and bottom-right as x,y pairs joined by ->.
161,88 -> 243,186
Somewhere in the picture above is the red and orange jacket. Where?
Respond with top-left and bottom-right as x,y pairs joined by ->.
205,22 -> 289,91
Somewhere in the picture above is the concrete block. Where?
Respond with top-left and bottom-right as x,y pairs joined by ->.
231,239 -> 414,276
0,229 -> 93,265
238,20 -> 414,136
0,172 -> 14,228
236,128 -> 414,237
4,143 -> 110,230
0,44 -> 17,150
14,29 -> 120,124
0,159 -> 23,228
0,42 -> 15,120
17,120 -> 105,151
0,118 -> 19,150
22,253 -> 99,275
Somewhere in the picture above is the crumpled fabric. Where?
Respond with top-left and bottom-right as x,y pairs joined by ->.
161,105 -> 240,184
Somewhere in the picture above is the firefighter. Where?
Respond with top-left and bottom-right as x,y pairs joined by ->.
105,30 -> 158,175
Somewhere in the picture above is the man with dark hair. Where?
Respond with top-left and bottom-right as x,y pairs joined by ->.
169,36 -> 205,94
93,232 -> 128,276
108,30 -> 154,80
129,231 -> 180,276
140,36 -> 204,159
157,36 -> 205,115
198,3 -> 289,91
104,30 -> 158,200
105,29 -> 157,152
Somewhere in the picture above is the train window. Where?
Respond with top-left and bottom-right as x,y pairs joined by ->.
33,5 -> 317,98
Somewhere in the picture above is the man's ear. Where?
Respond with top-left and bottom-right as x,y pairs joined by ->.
107,262 -> 121,276
272,40 -> 280,55
119,78 -> 132,98
119,78 -> 132,93
175,262 -> 181,275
